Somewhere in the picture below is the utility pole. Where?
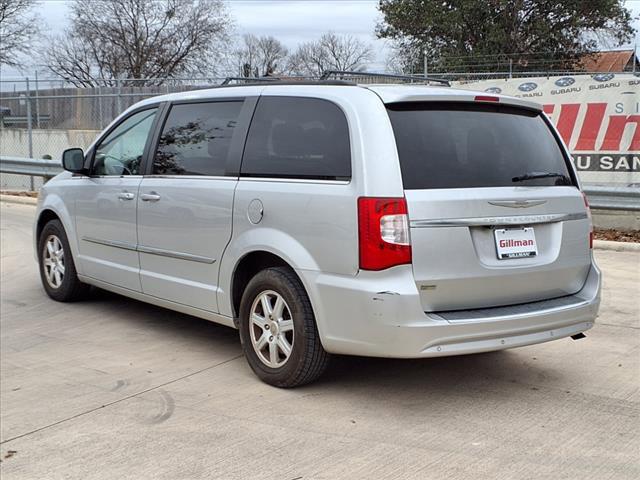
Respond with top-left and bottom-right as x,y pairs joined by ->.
34,70 -> 40,128
25,77 -> 34,191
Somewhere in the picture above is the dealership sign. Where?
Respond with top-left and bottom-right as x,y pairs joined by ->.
457,74 -> 639,183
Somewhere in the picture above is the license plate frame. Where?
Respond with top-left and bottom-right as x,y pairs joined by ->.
494,227 -> 538,260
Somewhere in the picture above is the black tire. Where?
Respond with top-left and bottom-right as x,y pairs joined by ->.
38,219 -> 90,302
238,267 -> 330,387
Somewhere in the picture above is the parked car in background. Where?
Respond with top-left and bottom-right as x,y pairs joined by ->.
33,81 -> 601,387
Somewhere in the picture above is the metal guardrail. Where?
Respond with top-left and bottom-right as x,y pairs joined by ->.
0,156 -> 63,180
583,186 -> 640,212
1,114 -> 52,128
0,155 -> 638,211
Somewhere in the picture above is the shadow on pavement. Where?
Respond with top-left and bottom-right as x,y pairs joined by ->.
87,286 -> 551,397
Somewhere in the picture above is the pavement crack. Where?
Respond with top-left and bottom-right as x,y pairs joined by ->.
598,322 -> 640,330
0,354 -> 243,445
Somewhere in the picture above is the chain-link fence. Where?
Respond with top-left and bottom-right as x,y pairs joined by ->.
0,77 -> 236,189
2,71 -> 636,190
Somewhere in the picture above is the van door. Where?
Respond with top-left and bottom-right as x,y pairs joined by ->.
75,107 -> 159,291
386,101 -> 591,312
136,99 -> 253,312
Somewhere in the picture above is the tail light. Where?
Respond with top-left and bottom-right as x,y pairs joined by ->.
358,197 -> 411,270
582,192 -> 593,249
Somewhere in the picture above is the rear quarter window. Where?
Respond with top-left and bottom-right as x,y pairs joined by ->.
387,102 -> 574,189
241,96 -> 351,181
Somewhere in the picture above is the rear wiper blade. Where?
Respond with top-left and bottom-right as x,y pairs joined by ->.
512,172 -> 568,183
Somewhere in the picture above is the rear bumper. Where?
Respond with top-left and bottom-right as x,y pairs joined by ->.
300,260 -> 601,358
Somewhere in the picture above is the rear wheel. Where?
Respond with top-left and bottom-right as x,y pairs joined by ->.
38,219 -> 89,301
239,267 -> 330,387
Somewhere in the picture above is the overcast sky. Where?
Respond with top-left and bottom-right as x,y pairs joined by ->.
2,0 -> 639,79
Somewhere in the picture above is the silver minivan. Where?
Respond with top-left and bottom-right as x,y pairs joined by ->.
34,81 -> 601,387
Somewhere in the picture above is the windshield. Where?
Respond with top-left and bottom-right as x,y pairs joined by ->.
386,102 -> 574,190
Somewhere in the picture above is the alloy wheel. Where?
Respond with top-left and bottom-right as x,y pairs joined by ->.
249,290 -> 295,368
43,234 -> 65,289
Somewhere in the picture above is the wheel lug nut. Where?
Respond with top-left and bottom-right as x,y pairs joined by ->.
265,325 -> 270,330
269,336 -> 274,342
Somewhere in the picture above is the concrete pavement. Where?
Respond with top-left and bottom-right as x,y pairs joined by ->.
1,201 -> 639,479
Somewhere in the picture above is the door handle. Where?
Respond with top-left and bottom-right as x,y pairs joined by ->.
140,192 -> 161,202
117,191 -> 135,201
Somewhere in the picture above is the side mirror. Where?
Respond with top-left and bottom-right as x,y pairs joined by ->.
62,148 -> 86,173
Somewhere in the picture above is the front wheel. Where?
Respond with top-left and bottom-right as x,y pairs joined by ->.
38,219 -> 89,302
239,267 -> 330,387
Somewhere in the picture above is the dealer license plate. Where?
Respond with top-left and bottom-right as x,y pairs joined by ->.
494,227 -> 538,259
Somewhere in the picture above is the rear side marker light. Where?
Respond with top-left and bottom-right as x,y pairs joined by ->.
358,197 -> 412,270
474,95 -> 499,102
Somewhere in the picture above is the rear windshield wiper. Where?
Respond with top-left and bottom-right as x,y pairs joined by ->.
512,172 -> 569,183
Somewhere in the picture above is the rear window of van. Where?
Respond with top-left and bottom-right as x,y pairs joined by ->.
387,102 -> 574,189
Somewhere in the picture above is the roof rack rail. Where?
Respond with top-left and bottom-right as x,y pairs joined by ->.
320,70 -> 450,87
221,76 -> 282,86
219,76 -> 356,87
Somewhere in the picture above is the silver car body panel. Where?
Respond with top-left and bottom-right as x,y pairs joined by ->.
74,176 -> 143,291
35,83 -> 600,358
404,186 -> 592,311
136,176 -> 235,312
296,261 -> 599,358
81,235 -> 217,263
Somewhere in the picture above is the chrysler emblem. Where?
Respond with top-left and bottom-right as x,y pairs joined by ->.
489,200 -> 547,208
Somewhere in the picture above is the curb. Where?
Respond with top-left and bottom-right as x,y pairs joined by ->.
593,239 -> 640,253
0,194 -> 38,206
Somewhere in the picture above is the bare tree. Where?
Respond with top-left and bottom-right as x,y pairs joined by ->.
287,32 -> 373,76
384,40 -> 422,74
0,0 -> 41,69
43,0 -> 233,86
231,34 -> 288,77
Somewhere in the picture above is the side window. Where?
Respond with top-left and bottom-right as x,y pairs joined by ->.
241,97 -> 351,180
93,108 -> 158,176
153,101 -> 243,176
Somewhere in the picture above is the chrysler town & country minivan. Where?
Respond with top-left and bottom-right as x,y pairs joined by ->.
34,81 -> 601,387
